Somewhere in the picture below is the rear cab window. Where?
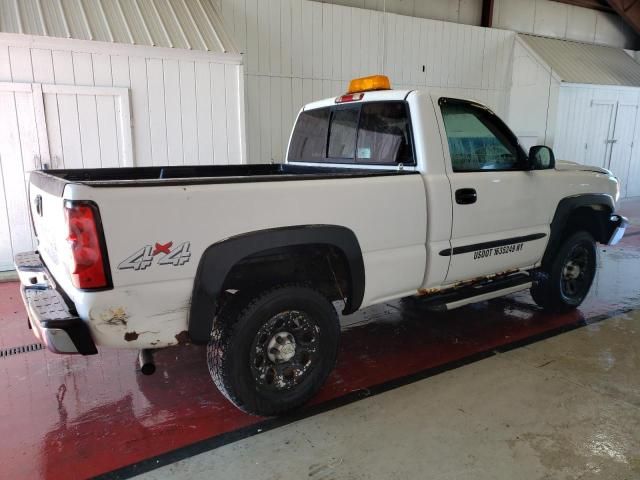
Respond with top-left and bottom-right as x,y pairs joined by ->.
288,101 -> 415,166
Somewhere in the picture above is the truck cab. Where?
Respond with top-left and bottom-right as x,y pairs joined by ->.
285,77 -> 621,295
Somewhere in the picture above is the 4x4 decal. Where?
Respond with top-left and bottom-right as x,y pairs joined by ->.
118,241 -> 191,271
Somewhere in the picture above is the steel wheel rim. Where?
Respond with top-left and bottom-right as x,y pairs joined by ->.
561,244 -> 592,300
250,310 -> 320,391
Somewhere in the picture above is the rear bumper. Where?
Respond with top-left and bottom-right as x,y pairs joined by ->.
606,214 -> 628,246
14,252 -> 97,355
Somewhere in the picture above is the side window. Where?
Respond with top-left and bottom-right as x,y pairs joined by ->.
328,107 -> 359,160
440,101 -> 522,172
357,102 -> 414,165
288,108 -> 330,162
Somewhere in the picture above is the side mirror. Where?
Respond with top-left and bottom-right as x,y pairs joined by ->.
529,145 -> 555,170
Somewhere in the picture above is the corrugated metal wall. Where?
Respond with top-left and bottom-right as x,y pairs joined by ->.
219,0 -> 516,163
0,0 -> 237,53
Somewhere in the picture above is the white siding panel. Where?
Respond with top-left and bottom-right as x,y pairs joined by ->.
146,58 -> 169,166
31,49 -> 54,83
179,61 -> 199,165
95,94 -> 121,167
246,74 -> 261,161
195,62 -> 214,164
301,1 -> 313,78
0,92 -> 34,254
290,0 -> 302,78
269,0 -> 282,76
258,75 -> 271,160
77,92 -> 103,168
257,0 -> 271,74
322,3 -> 332,80
270,76 -> 283,161
163,60 -> 185,164
281,76 -> 293,151
211,63 -> 229,164
128,56 -> 153,167
311,2 -> 322,79
281,0 -> 292,77
245,0 -> 259,74
225,63 -> 243,163
8,47 -> 33,82
219,0 -> 516,163
110,55 -> 130,87
0,45 -> 11,81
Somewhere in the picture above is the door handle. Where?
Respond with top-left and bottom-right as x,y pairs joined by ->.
455,188 -> 477,205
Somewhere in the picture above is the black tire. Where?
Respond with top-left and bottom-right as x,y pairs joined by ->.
207,284 -> 340,416
530,231 -> 597,312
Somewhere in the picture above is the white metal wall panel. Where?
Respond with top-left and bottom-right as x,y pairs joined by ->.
302,0 -> 484,26
221,0 -> 515,162
508,39 -> 561,147
0,86 -> 39,270
0,34 -> 245,269
0,34 -> 244,167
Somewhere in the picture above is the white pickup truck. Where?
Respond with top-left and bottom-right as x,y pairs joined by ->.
16,75 -> 627,416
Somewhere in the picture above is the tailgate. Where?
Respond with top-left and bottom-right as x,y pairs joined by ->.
28,172 -> 69,281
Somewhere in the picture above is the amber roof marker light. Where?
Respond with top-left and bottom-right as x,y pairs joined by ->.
336,75 -> 392,103
348,75 -> 392,94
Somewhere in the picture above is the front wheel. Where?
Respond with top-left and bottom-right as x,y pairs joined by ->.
530,231 -> 597,312
207,284 -> 340,416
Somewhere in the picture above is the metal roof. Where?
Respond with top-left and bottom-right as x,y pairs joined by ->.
0,0 -> 237,54
519,34 -> 640,87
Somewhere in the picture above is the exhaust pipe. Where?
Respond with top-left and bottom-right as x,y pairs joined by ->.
138,349 -> 156,375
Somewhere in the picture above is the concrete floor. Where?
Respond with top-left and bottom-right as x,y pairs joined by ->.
139,310 -> 640,480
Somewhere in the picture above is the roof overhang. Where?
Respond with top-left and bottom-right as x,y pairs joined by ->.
518,34 -> 640,87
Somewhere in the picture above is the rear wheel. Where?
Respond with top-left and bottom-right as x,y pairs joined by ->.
208,284 -> 340,416
531,231 -> 597,312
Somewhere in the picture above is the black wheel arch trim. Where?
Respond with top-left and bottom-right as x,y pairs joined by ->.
188,225 -> 365,344
543,193 -> 615,267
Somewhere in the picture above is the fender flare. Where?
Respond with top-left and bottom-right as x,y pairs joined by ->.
543,193 -> 614,266
188,225 -> 365,344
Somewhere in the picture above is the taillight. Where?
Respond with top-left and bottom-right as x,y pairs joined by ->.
64,201 -> 110,289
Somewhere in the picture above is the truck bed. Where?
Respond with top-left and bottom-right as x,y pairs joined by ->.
31,164 -> 417,195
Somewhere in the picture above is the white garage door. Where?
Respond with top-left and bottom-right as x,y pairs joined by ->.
0,82 -> 132,270
554,84 -> 640,199
585,101 -> 639,199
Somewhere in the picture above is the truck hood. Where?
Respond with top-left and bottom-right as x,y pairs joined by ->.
555,160 -> 612,175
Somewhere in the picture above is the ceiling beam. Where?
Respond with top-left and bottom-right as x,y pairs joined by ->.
605,0 -> 640,34
481,0 -> 494,27
549,0 -> 614,12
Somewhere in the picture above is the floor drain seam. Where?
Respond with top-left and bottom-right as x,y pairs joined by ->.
0,343 -> 45,358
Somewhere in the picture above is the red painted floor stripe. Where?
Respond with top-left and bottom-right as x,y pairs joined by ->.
1,243 -> 639,479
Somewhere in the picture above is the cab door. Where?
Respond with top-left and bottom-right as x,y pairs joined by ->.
435,98 -> 550,284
